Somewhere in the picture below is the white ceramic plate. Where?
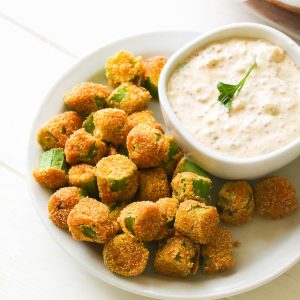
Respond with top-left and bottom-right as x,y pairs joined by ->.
27,31 -> 300,300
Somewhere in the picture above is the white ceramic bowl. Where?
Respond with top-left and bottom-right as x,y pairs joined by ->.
159,23 -> 300,179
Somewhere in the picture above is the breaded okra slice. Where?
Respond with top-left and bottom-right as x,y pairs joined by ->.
33,148 -> 68,189
107,82 -> 151,115
48,186 -> 85,229
127,123 -> 168,168
173,157 -> 208,178
93,108 -> 129,145
37,111 -> 82,150
105,50 -> 143,87
154,236 -> 199,278
202,227 -> 235,274
142,56 -> 168,99
68,164 -> 99,199
118,201 -> 166,242
156,197 -> 180,238
174,200 -> 220,244
254,176 -> 297,219
137,168 -> 169,202
218,181 -> 255,225
127,110 -> 164,132
96,154 -> 138,205
64,128 -> 107,165
103,233 -> 149,277
63,82 -> 111,117
67,197 -> 118,243
161,136 -> 183,178
171,172 -> 212,204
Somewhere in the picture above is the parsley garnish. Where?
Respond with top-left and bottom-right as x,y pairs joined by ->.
217,59 -> 256,111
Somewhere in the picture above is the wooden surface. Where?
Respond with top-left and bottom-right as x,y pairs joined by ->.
1,0 -> 299,299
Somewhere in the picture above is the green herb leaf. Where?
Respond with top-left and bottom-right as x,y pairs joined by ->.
124,216 -> 135,233
217,59 -> 256,111
82,226 -> 96,238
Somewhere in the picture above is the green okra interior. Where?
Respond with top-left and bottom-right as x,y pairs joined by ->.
178,159 -> 208,177
81,226 -> 97,238
39,148 -> 67,172
143,77 -> 158,99
168,140 -> 180,161
192,178 -> 211,202
82,177 -> 99,199
95,97 -> 106,109
110,178 -> 127,192
83,113 -> 95,134
110,86 -> 127,103
124,216 -> 135,233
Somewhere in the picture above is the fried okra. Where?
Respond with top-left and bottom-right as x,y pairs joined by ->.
118,201 -> 166,241
143,56 -> 168,98
173,157 -> 208,178
105,50 -> 143,87
107,82 -> 151,115
137,168 -> 169,202
68,164 -> 99,199
174,200 -> 219,244
64,129 -> 107,165
108,201 -> 126,228
63,82 -> 111,117
202,227 -> 235,274
127,110 -> 164,132
127,123 -> 168,168
154,236 -> 199,278
96,154 -> 138,205
171,172 -> 212,204
107,144 -> 128,157
48,187 -> 85,229
33,148 -> 68,189
103,233 -> 149,277
93,108 -> 128,145
67,197 -> 118,243
217,181 -> 255,225
161,136 -> 183,177
254,176 -> 297,219
38,111 -> 82,150
156,197 -> 179,237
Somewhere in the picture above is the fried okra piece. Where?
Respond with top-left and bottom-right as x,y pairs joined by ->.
154,236 -> 199,278
217,181 -> 255,225
63,82 -> 111,117
93,108 -> 129,145
161,136 -> 183,177
68,164 -> 99,199
171,172 -> 212,204
33,148 -> 68,189
143,56 -> 168,99
127,123 -> 168,168
103,233 -> 149,277
64,129 -> 107,165
105,50 -> 143,87
173,157 -> 208,178
254,176 -> 297,219
107,82 -> 151,115
118,201 -> 166,242
156,197 -> 180,238
108,201 -> 126,225
96,154 -> 138,205
82,112 -> 95,134
174,200 -> 220,244
67,198 -> 118,243
137,168 -> 169,202
48,187 -> 85,229
202,227 -> 234,274
127,110 -> 164,132
37,111 -> 82,150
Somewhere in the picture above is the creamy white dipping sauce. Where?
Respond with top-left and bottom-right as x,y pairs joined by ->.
167,38 -> 300,158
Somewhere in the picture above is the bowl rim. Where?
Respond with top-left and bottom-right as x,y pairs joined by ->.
158,22 -> 300,166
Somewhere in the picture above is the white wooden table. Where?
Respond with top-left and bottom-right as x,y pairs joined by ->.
1,0 -> 299,299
